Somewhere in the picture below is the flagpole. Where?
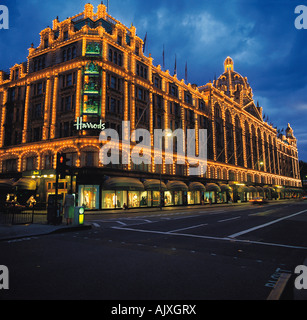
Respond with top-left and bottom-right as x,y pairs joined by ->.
162,45 -> 165,70
174,54 -> 177,76
143,32 -> 147,54
185,61 -> 188,83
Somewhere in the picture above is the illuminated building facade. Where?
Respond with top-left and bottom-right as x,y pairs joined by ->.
0,4 -> 302,210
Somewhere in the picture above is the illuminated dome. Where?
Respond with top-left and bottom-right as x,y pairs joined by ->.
214,57 -> 253,106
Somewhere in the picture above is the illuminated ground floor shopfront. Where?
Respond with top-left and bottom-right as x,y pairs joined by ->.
0,167 -> 303,210
74,169 -> 303,211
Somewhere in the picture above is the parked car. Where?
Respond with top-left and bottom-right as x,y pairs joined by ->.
249,197 -> 269,205
302,196 -> 307,200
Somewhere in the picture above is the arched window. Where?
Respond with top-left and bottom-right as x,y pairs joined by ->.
251,125 -> 258,170
214,104 -> 224,162
245,121 -> 252,169
235,116 -> 243,167
257,128 -> 263,171
225,110 -> 234,164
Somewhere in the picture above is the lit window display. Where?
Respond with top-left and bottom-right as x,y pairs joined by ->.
187,191 -> 201,204
127,191 -> 149,208
204,191 -> 215,204
101,190 -> 127,209
79,185 -> 99,209
164,191 -> 183,206
152,191 -> 160,207
164,191 -> 173,206
174,191 -> 183,205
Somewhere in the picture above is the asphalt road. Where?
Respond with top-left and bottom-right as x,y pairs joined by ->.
1,200 -> 307,301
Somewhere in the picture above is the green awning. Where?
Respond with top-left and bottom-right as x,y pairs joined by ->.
103,177 -> 145,191
143,179 -> 167,191
237,186 -> 249,193
256,186 -> 264,192
248,186 -> 257,193
13,178 -> 36,190
0,179 -> 15,189
166,181 -> 188,191
264,187 -> 275,192
189,182 -> 206,191
219,184 -> 232,192
205,183 -> 221,192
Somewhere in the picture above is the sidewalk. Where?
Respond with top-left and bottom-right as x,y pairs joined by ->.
0,222 -> 91,242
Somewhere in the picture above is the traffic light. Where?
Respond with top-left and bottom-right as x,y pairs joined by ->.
56,153 -> 70,179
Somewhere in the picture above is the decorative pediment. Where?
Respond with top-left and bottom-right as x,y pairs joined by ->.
243,101 -> 262,121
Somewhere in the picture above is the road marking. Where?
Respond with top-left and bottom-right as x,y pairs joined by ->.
249,210 -> 275,217
218,216 -> 241,223
172,215 -> 200,220
92,222 -> 100,228
112,226 -> 307,250
168,223 -> 208,233
116,221 -> 127,226
228,209 -> 307,239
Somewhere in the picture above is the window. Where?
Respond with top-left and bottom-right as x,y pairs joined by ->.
33,103 -> 42,119
106,96 -> 122,114
32,81 -> 45,96
135,86 -> 148,102
44,154 -> 53,170
62,72 -> 76,88
44,38 -> 49,48
135,45 -> 140,56
184,92 -> 192,105
33,127 -> 42,142
9,88 -> 15,102
136,106 -> 148,123
26,156 -> 37,171
12,68 -> 19,81
110,76 -> 116,89
108,45 -> 123,67
81,151 -> 98,167
173,103 -> 179,116
63,31 -> 68,41
169,84 -> 178,98
62,45 -> 77,62
67,74 -> 72,86
110,98 -> 116,113
2,159 -> 17,173
33,55 -> 46,72
153,94 -> 163,109
153,76 -> 162,89
136,62 -> 148,80
61,95 -> 75,112
157,115 -> 162,129
63,122 -> 70,137
37,83 -> 43,95
107,74 -> 122,92
199,100 -> 206,112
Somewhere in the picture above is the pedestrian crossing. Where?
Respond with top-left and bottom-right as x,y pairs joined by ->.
88,209 -> 231,229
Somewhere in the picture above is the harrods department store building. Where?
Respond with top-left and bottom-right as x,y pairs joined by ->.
0,4 -> 302,210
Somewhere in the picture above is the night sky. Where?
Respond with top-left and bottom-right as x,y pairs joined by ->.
0,0 -> 306,161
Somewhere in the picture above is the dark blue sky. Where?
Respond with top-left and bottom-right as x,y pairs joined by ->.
1,0 -> 306,161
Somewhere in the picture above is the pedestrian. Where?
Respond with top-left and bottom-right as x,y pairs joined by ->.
64,191 -> 75,225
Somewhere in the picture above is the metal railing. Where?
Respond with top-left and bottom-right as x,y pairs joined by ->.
0,205 -> 34,225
